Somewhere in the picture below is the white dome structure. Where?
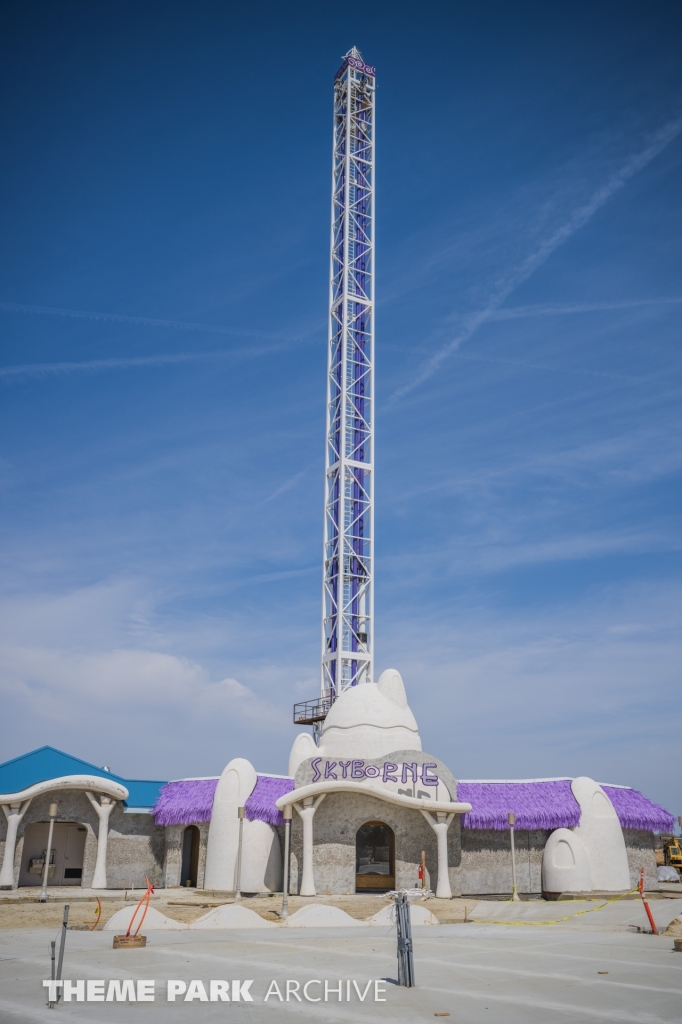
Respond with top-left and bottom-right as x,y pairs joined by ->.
287,670 -> 421,773
317,669 -> 421,761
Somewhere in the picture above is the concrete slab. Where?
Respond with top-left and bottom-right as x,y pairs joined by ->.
470,897 -> 682,932
0,920 -> 681,1023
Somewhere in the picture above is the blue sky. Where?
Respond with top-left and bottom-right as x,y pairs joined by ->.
1,2 -> 680,814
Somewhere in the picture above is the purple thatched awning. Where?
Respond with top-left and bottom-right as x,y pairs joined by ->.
458,780 -> 580,831
152,774 -> 673,833
602,786 -> 674,832
152,774 -> 295,827
245,776 -> 295,827
457,780 -> 674,832
153,778 -> 218,826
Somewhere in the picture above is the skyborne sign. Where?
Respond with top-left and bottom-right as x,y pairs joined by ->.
309,759 -> 440,786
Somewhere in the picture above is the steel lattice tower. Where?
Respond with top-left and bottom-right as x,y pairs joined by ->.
321,47 -> 376,699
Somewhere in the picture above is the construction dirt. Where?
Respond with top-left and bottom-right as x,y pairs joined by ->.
0,890 -> 480,930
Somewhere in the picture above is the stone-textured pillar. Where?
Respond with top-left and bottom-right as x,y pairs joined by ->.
163,825 -> 183,889
294,795 -> 325,896
0,801 -> 31,889
421,810 -> 455,899
85,793 -> 116,889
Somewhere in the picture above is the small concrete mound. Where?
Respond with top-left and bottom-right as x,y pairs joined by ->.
285,904 -> 368,928
368,903 -> 439,927
104,906 -> 186,932
190,904 -> 277,929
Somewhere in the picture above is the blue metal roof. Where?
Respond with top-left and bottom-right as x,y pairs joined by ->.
0,746 -> 166,809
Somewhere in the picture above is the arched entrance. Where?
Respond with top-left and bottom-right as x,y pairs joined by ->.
181,825 -> 200,887
19,821 -> 87,886
355,821 -> 395,892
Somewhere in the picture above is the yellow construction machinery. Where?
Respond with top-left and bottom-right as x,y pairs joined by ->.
658,834 -> 682,871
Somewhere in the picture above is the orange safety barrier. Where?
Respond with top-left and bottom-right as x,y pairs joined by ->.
125,878 -> 155,938
90,897 -> 102,932
638,866 -> 658,935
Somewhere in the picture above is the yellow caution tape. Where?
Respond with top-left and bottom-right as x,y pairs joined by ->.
474,886 -> 641,926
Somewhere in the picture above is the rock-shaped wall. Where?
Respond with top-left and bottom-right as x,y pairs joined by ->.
541,777 -> 631,894
204,758 -> 282,893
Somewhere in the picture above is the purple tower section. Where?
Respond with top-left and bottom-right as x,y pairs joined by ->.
322,48 -> 375,698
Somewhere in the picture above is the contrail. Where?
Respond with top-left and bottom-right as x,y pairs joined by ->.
389,116 -> 682,403
0,349 -> 280,381
260,470 -> 309,505
452,350 -> 640,382
0,301 -> 293,340
487,296 -> 682,322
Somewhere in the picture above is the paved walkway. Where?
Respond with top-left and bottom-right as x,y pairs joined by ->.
0,902 -> 680,1023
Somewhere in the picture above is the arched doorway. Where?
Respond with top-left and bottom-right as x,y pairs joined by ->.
355,821 -> 395,892
181,825 -> 200,887
19,822 -> 87,887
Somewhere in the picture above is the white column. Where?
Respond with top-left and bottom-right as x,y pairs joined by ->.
421,810 -> 455,899
294,795 -> 325,896
86,793 -> 115,889
0,801 -> 31,889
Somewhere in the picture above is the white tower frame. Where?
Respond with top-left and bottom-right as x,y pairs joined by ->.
321,48 -> 376,698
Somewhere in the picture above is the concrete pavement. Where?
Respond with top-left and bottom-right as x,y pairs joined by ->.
0,908 -> 681,1023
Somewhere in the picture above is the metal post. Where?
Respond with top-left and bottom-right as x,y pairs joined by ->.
508,812 -> 520,902
39,803 -> 58,903
421,849 -> 426,890
48,940 -> 56,1008
55,904 -> 69,1003
395,892 -> 415,986
280,807 -> 292,919
235,807 -> 245,900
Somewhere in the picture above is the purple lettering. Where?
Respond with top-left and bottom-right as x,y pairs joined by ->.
324,761 -> 338,780
351,760 -> 365,779
311,758 -> 322,783
421,763 -> 439,787
382,762 -> 398,783
339,761 -> 351,778
364,764 -> 380,778
401,763 -> 418,784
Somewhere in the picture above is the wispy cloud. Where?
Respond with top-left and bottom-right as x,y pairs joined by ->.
389,116 -> 682,403
259,465 -> 316,505
487,296 -> 682,322
221,566 -> 318,590
380,578 -> 681,810
396,421 -> 682,506
0,581 -> 307,776
0,301 -> 294,339
451,350 -> 641,382
0,347 -> 290,381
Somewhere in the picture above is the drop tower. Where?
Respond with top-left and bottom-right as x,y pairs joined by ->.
293,47 -> 376,735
